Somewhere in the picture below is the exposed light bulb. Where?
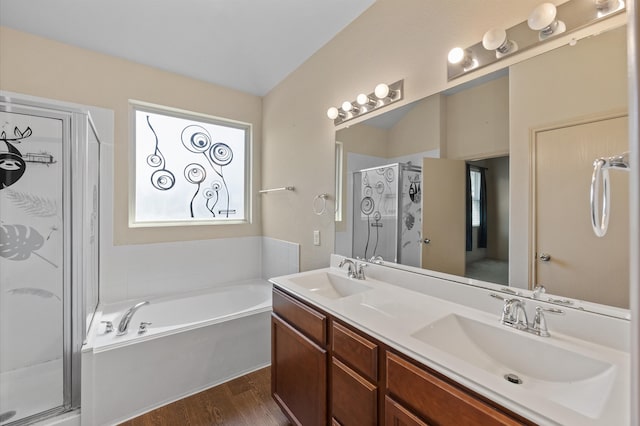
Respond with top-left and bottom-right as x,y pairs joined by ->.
374,83 -> 390,99
342,101 -> 354,111
528,3 -> 565,40
357,93 -> 370,105
447,47 -> 465,64
482,28 -> 518,58
327,107 -> 340,120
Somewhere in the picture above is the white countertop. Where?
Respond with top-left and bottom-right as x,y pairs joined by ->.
269,258 -> 630,426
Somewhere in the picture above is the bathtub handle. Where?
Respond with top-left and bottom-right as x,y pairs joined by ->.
101,321 -> 114,334
138,322 -> 152,334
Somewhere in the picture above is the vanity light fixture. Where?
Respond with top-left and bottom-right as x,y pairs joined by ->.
447,47 -> 478,71
482,28 -> 518,58
528,3 -> 566,40
326,80 -> 404,126
356,93 -> 377,107
341,101 -> 359,114
326,107 -> 344,120
446,0 -> 625,81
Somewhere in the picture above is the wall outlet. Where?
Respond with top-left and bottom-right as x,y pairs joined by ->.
313,230 -> 320,246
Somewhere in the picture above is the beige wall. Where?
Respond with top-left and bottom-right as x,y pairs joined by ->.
509,25 -> 627,286
388,94 -> 445,158
262,0 -> 562,270
446,75 -> 509,160
0,26 -> 263,245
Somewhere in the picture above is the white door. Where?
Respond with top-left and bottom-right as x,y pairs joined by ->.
533,113 -> 629,308
421,157 -> 466,276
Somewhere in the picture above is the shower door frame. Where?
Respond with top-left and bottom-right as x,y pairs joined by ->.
0,96 -> 90,422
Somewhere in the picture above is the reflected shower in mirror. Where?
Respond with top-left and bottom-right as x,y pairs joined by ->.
335,24 -> 628,310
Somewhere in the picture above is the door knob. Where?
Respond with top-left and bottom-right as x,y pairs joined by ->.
422,238 -> 431,244
539,253 -> 551,262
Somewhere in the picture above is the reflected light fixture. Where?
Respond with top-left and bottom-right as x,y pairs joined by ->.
326,80 -> 404,125
482,28 -> 518,58
528,3 -> 566,40
595,0 -> 624,17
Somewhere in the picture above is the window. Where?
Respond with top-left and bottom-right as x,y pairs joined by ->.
469,168 -> 481,227
130,101 -> 251,226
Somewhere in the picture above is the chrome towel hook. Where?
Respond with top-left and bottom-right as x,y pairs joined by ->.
313,193 -> 329,215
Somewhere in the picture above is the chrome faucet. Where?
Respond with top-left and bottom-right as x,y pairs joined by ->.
117,301 -> 149,335
500,299 -> 529,330
338,258 -> 366,279
492,293 -> 564,337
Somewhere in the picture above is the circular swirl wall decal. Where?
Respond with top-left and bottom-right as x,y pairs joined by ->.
203,188 -> 215,199
181,125 -> 212,153
360,196 -> 375,215
373,211 -> 381,221
211,180 -> 222,191
184,163 -> 207,184
375,181 -> 385,194
363,185 -> 373,197
209,143 -> 233,166
146,154 -> 162,167
151,169 -> 176,191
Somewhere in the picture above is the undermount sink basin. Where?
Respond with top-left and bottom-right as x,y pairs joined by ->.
289,272 -> 372,300
412,314 -> 617,419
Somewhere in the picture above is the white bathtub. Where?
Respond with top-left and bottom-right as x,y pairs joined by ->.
81,279 -> 273,426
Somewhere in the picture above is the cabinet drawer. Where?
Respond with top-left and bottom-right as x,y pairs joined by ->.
332,321 -> 378,382
332,357 -> 377,426
384,396 -> 429,426
272,288 -> 327,346
386,352 -> 524,426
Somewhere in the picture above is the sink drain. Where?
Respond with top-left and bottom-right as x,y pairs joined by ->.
0,411 -> 16,423
504,373 -> 523,384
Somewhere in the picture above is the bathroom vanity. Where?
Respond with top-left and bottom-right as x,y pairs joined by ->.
270,255 -> 630,426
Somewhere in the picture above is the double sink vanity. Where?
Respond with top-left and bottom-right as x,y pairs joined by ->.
270,255 -> 629,426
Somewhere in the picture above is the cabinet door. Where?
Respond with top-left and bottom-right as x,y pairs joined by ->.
272,315 -> 327,426
332,357 -> 377,426
385,396 -> 429,426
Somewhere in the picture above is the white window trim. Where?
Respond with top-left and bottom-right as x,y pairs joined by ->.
128,100 -> 252,227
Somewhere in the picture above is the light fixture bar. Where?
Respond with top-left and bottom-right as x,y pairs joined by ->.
327,79 -> 404,126
447,0 -> 625,81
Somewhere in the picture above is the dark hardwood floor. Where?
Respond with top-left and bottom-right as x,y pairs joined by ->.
119,367 -> 291,426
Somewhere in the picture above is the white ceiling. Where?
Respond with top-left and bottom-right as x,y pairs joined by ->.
0,0 -> 375,96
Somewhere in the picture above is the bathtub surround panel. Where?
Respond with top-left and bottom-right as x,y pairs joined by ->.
83,310 -> 271,425
262,237 -> 300,279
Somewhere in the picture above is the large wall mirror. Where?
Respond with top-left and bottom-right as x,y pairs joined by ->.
334,24 -> 629,314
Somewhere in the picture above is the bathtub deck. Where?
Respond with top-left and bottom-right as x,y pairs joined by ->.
119,367 -> 290,426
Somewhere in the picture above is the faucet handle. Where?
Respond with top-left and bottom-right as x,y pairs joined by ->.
101,320 -> 113,333
532,306 -> 564,337
138,321 -> 152,334
356,262 -> 367,279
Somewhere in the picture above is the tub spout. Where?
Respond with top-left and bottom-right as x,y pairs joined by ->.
117,301 -> 149,335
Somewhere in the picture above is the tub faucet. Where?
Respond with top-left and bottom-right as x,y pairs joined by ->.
117,301 -> 149,335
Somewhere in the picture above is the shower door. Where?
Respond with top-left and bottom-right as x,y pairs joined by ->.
0,103 -> 76,425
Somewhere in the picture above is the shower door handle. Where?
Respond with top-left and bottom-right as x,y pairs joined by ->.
422,238 -> 431,245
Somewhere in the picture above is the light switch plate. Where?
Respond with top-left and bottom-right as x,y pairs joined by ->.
313,230 -> 320,246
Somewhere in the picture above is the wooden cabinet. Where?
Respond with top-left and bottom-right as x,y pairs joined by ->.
384,396 -> 429,426
272,289 -> 328,426
271,286 -> 531,426
386,352 -> 526,426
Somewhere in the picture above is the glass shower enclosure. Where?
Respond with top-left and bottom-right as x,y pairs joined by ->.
352,163 -> 422,267
0,95 -> 100,425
